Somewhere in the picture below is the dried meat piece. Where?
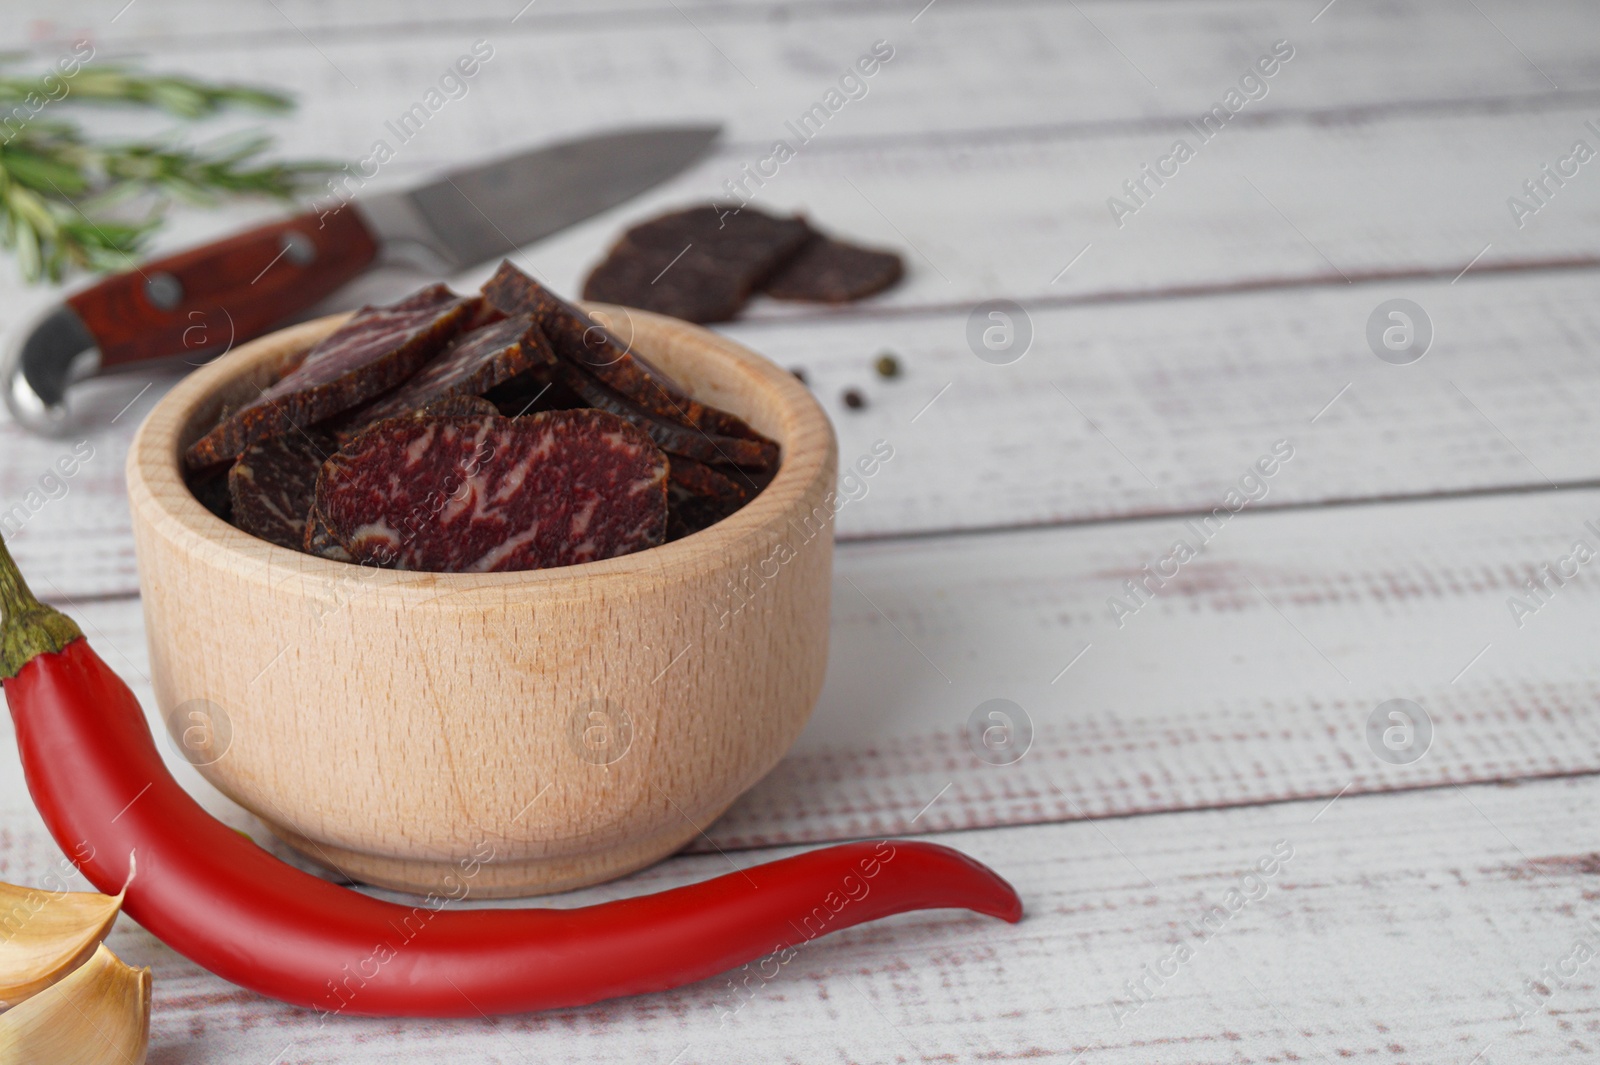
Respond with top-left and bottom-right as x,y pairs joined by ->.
418,394 -> 501,419
762,235 -> 904,303
583,205 -> 811,324
227,431 -> 332,550
302,507 -> 353,562
315,410 -> 668,573
184,285 -> 475,469
340,315 -> 548,428
482,363 -> 585,418
186,464 -> 234,523
664,456 -> 756,541
546,356 -> 777,470
482,262 -> 767,443
667,484 -> 734,542
582,242 -> 747,325
669,454 -> 753,508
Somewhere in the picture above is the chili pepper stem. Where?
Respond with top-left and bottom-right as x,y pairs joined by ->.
0,534 -> 82,680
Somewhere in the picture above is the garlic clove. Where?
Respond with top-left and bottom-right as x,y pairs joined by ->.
0,878 -> 124,1005
0,943 -> 150,1065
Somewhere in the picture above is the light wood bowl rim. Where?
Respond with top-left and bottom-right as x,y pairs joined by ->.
127,305 -> 832,598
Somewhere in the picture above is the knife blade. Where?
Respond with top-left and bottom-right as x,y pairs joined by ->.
3,124 -> 720,434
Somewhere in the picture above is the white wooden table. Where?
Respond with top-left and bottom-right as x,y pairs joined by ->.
4,1 -> 1599,1060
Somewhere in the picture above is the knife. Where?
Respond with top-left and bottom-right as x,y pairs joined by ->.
3,124 -> 721,434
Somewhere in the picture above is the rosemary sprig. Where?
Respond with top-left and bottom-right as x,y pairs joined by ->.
0,59 -> 334,283
0,65 -> 293,118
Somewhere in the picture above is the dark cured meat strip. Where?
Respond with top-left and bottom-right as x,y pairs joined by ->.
664,455 -> 754,541
545,356 -> 777,470
418,394 -> 501,419
582,205 -> 811,324
184,285 -> 475,469
667,483 -> 738,542
761,234 -> 904,303
341,315 -> 545,428
581,243 -> 748,324
483,366 -> 583,418
481,262 -> 767,443
315,410 -> 668,573
302,507 -> 353,562
227,431 -> 332,551
482,363 -> 585,418
185,465 -> 233,523
669,454 -> 751,508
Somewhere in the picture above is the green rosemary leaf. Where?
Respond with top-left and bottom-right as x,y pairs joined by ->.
0,61 -> 336,283
0,64 -> 293,117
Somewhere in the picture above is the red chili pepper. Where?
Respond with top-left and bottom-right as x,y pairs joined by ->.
0,539 -> 1021,1017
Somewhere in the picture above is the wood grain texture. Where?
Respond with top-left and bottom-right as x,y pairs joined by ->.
0,764 -> 1593,1062
125,311 -> 838,895
10,30 -> 1600,584
0,0 -> 1595,1058
53,483 -> 1600,856
70,209 -> 379,370
14,259 -> 1600,594
711,485 -> 1600,846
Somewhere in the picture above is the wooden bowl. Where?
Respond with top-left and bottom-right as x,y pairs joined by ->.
125,307 -> 837,897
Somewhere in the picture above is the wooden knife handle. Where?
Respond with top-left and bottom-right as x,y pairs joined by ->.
67,208 -> 379,370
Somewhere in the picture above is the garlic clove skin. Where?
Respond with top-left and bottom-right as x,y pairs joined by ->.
0,878 -> 124,1005
0,943 -> 151,1064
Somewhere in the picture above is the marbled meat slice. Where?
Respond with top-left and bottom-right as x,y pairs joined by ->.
581,205 -> 812,324
184,285 -> 475,469
342,315 -> 547,427
546,356 -> 778,470
481,262 -> 767,443
762,234 -> 904,302
227,431 -> 332,550
315,409 -> 669,573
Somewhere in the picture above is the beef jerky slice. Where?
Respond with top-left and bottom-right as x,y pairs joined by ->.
665,456 -> 754,541
342,315 -> 546,428
762,234 -> 904,303
302,506 -> 353,562
482,262 -> 768,443
670,454 -> 752,508
184,284 -> 475,469
186,464 -> 234,523
227,431 -> 332,550
668,485 -> 732,542
418,394 -> 502,419
315,409 -> 668,573
482,362 -> 586,418
546,356 -> 777,470
582,205 -> 811,324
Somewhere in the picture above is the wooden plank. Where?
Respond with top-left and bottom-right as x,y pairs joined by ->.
704,484 -> 1600,847
0,763 -> 1591,1061
723,269 -> 1600,539
25,484 -> 1600,852
13,261 -> 1600,596
28,0 -> 1600,142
